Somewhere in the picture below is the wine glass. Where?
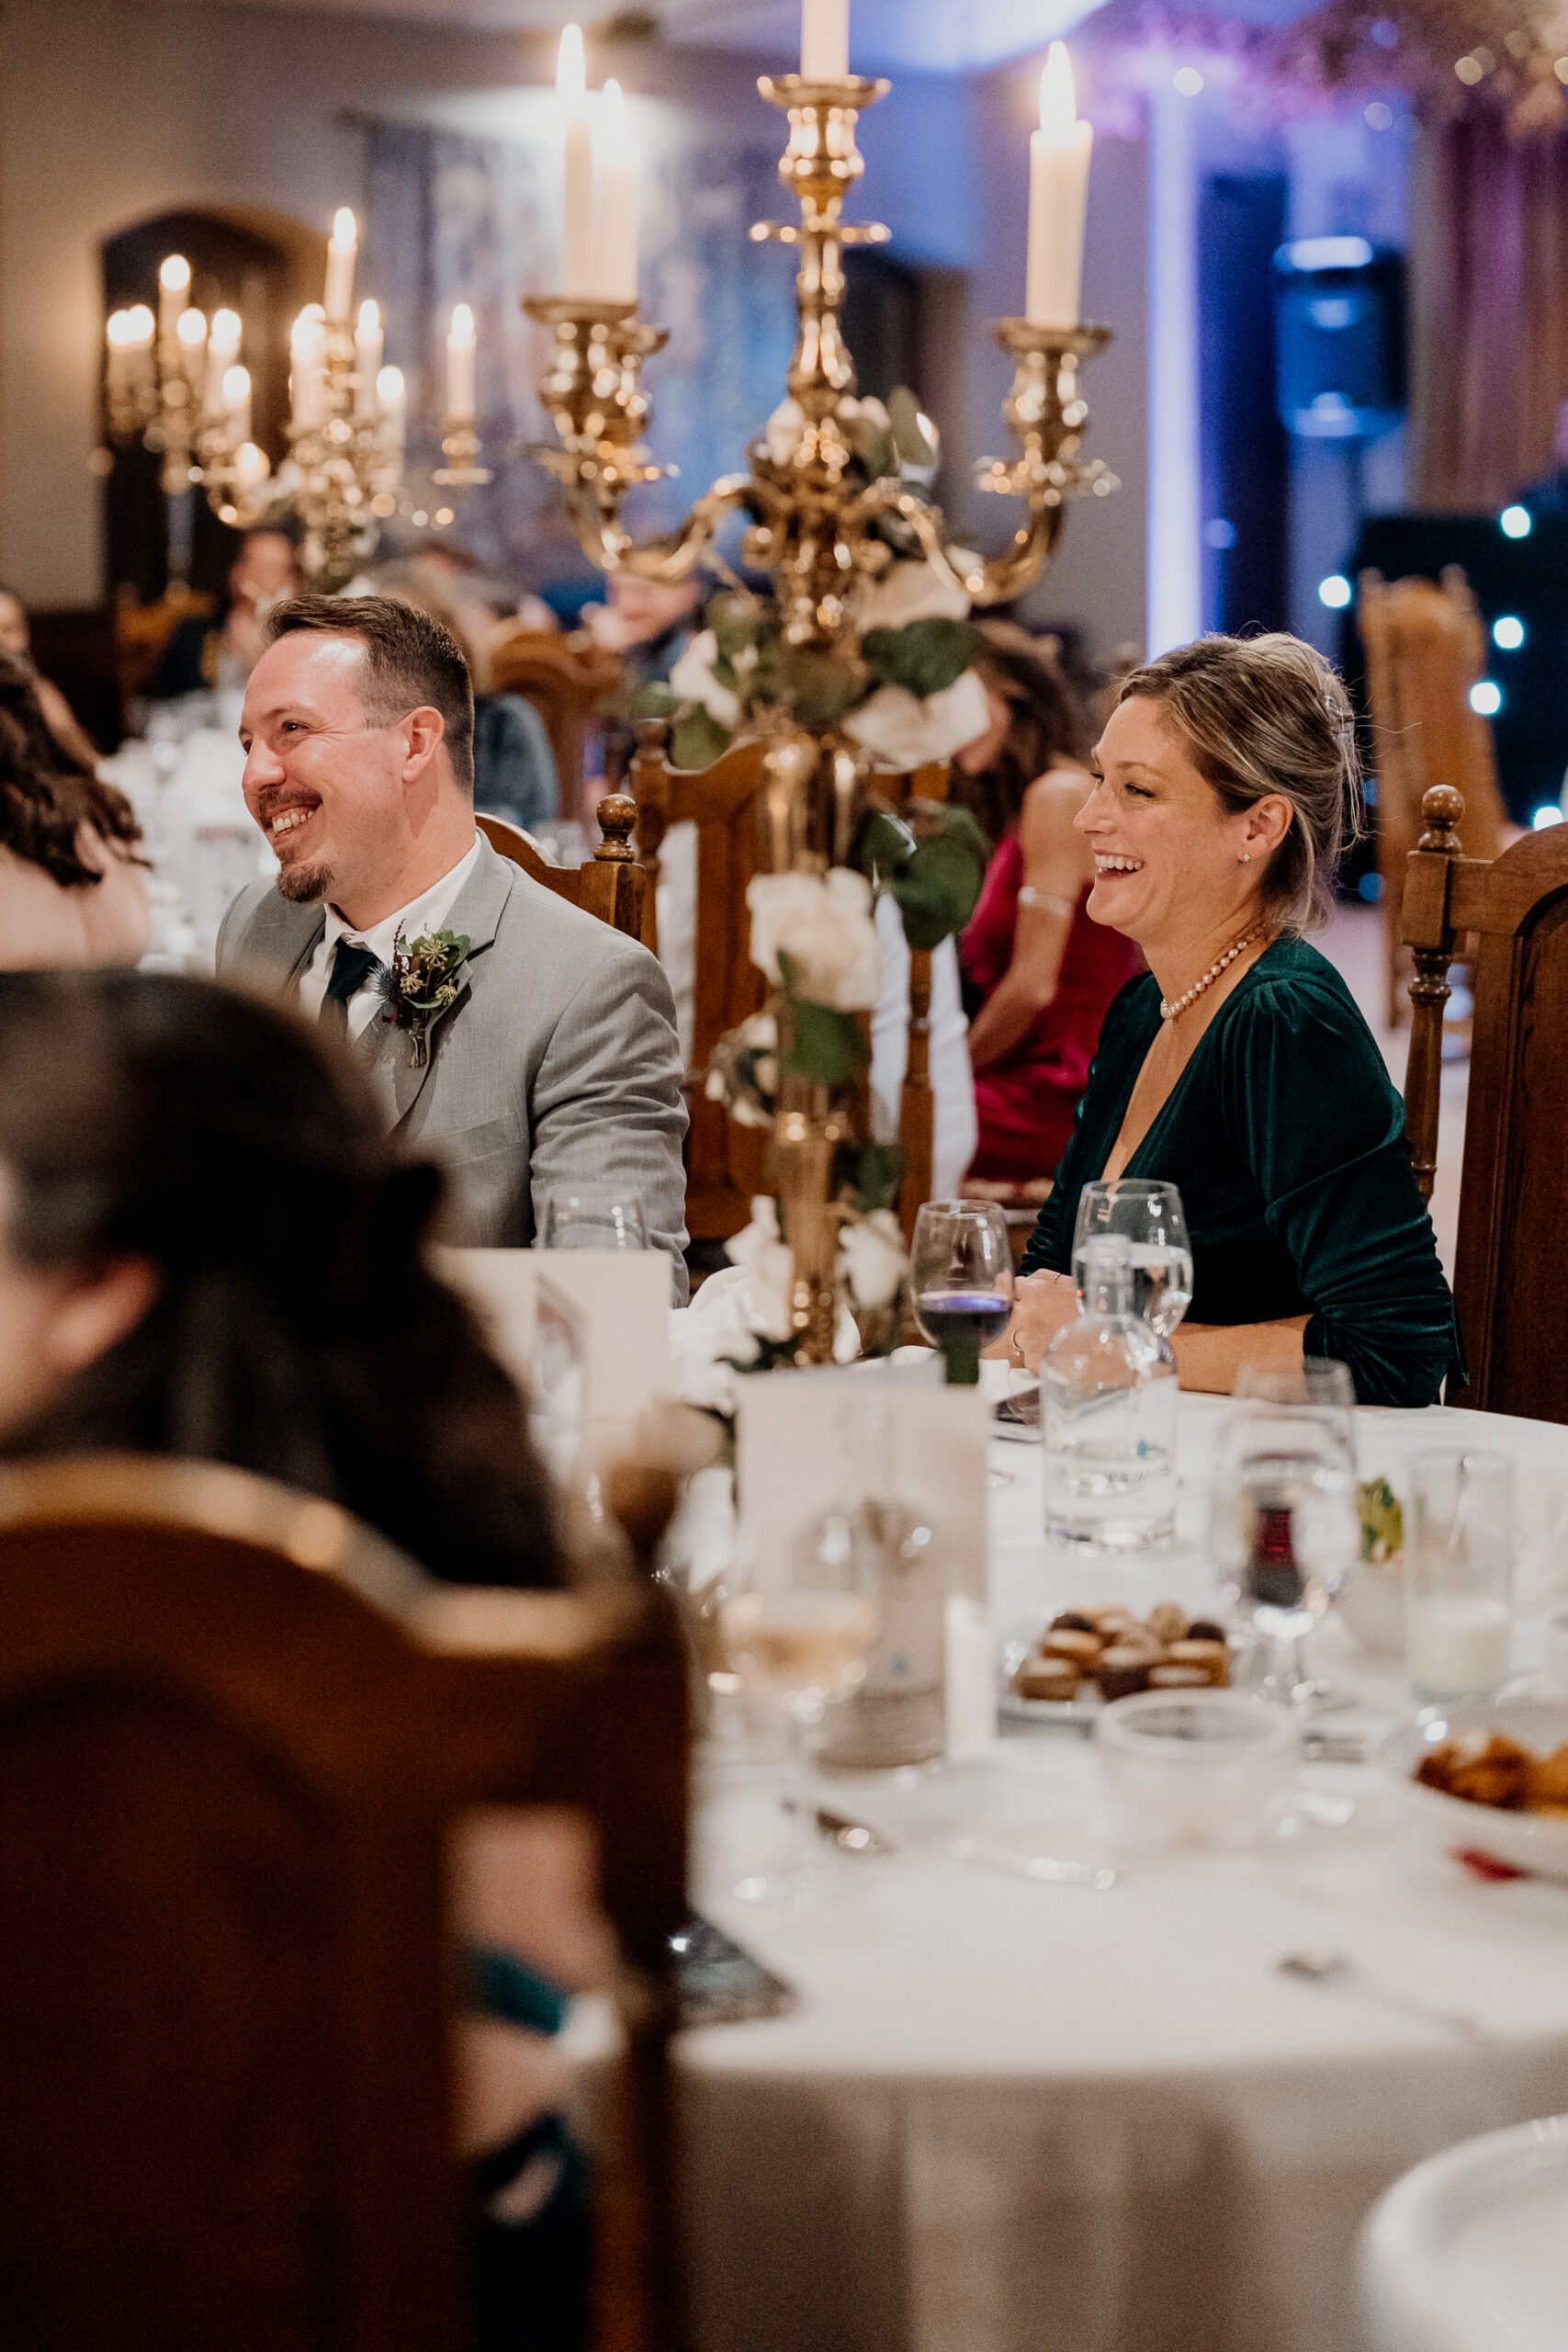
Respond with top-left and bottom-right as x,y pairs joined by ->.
718,1553 -> 878,1907
1209,1360 -> 1359,1703
1071,1181 -> 1193,1338
539,1195 -> 648,1250
909,1200 -> 1013,1385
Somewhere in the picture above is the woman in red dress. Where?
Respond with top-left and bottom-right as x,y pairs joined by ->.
956,632 -> 1142,1185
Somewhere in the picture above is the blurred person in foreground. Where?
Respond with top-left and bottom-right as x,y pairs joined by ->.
0,967 -> 604,2350
0,583 -> 102,771
218,594 -> 689,1294
954,629 -> 1142,1188
1000,632 -> 1461,1407
371,556 -> 558,834
149,525 -> 301,700
0,649 -> 152,968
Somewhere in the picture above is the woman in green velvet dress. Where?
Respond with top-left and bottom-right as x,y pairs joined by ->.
1001,632 -> 1461,1407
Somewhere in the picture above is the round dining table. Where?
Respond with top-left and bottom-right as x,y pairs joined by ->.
675,1393 -> 1568,2352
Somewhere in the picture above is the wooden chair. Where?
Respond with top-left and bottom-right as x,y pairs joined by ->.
0,1452 -> 687,2352
1359,567 -> 1509,1025
479,794 -> 647,942
488,627 -> 623,819
1403,784 -> 1568,1422
629,722 -> 949,1242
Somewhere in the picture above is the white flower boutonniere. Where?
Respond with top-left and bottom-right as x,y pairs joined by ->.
383,929 -> 470,1068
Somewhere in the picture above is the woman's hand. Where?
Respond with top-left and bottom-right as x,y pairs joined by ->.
996,1268 -> 1080,1374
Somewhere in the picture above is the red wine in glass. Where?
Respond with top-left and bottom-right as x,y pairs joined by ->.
915,1289 -> 1010,1383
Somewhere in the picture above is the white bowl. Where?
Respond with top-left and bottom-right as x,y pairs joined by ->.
1095,1689 -> 1298,1845
1376,1697 -> 1568,1884
1337,1561 -> 1406,1656
1359,2112 -> 1568,2352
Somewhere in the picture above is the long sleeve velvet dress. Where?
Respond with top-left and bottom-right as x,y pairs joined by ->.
1019,935 -> 1463,1407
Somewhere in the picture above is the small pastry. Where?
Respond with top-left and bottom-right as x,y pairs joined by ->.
1049,1611 -> 1098,1635
1185,1618 -> 1228,1645
1096,1645 -> 1155,1702
1145,1600 -> 1188,1645
1042,1628 -> 1103,1669
1088,1605 -> 1136,1633
1146,1663 -> 1211,1690
1168,1638 -> 1231,1687
1526,1743 -> 1568,1812
1015,1657 -> 1079,1702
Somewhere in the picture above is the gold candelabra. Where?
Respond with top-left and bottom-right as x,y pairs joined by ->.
525,68 -> 1119,1363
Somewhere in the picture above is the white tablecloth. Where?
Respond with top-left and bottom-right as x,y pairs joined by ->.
677,1397 -> 1568,2352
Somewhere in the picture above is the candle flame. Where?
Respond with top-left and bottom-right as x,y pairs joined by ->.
125,305 -> 155,345
1039,40 -> 1077,134
603,74 -> 626,120
558,20 -> 585,99
210,308 -> 242,350
291,307 -> 324,354
450,301 -> 476,346
331,207 -> 357,251
223,365 -> 251,401
105,309 -> 132,347
357,298 -> 380,334
377,365 -> 405,403
176,307 -> 208,346
159,254 -> 191,293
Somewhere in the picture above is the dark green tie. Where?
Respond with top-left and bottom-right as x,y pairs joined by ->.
320,940 -> 381,1036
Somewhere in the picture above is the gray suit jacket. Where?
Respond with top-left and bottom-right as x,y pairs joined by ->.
216,838 -> 690,1300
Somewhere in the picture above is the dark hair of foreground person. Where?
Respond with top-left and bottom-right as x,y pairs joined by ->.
0,968 -> 563,1589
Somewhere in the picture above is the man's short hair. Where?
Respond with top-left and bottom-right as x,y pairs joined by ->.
265,594 -> 476,794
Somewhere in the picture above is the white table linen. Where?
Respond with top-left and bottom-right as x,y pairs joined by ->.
676,1395 -> 1568,2352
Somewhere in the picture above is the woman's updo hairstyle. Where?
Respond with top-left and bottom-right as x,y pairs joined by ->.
1112,632 -> 1359,933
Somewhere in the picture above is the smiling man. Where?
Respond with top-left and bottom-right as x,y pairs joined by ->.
216,594 -> 689,1293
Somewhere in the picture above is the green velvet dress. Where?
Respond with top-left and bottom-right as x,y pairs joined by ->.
1019,936 -> 1462,1408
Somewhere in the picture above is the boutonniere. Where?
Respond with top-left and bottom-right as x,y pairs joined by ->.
381,929 -> 470,1068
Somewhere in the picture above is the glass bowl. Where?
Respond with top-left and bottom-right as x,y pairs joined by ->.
1095,1689 -> 1299,1844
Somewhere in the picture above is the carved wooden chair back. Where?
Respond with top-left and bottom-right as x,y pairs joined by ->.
479,796 -> 648,941
487,626 -> 623,816
629,724 -> 949,1241
1402,785 -> 1568,1421
0,1453 -> 687,2352
1359,567 -> 1508,1024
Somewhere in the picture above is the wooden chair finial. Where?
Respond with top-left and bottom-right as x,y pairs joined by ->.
1418,784 -> 1464,851
595,793 -> 638,862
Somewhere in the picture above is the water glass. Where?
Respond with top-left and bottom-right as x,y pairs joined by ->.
1072,1180 -> 1193,1337
540,1195 -> 648,1250
910,1199 -> 1013,1385
1406,1450 -> 1515,1702
1211,1363 -> 1359,1701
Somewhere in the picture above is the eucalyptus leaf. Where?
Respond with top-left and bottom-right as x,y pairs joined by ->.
670,706 -> 733,771
862,616 -> 982,700
769,644 -> 869,726
782,998 -> 870,1085
629,681 -> 680,721
833,1139 -> 905,1215
887,386 -> 936,468
886,833 -> 986,951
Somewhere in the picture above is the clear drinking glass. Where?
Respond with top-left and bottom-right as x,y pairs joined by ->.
1210,1362 -> 1359,1702
1072,1180 -> 1194,1338
1406,1449 -> 1515,1702
910,1199 -> 1013,1385
540,1195 -> 649,1250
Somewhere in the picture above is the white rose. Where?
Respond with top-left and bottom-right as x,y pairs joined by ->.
746,867 -> 881,1010
764,397 -> 806,467
724,1197 -> 798,1342
843,666 -> 992,770
838,1208 -> 908,1310
856,555 -> 971,632
669,628 -> 742,730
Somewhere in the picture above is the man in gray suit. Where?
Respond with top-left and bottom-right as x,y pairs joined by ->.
217,594 -> 689,1297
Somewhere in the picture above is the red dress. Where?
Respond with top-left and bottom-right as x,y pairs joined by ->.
960,834 -> 1143,1182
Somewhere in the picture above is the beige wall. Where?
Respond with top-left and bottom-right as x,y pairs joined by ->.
0,0 -> 1149,655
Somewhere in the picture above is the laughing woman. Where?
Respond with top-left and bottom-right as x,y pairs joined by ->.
1001,633 -> 1461,1408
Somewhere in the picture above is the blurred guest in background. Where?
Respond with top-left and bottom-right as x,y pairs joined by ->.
0,650 -> 151,968
371,557 -> 558,835
149,525 -> 302,700
954,628 -> 1141,1185
0,582 -> 102,771
581,572 -> 705,686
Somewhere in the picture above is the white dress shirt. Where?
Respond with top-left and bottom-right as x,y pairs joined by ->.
299,836 -> 483,1042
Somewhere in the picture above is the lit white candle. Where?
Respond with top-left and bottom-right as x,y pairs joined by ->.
158,253 -> 190,348
105,309 -> 132,398
377,364 -> 406,451
324,207 -> 357,324
290,304 -> 326,431
235,441 -> 270,492
354,298 -> 383,417
800,0 -> 849,78
124,304 -> 155,353
593,79 -> 640,303
222,364 -> 252,447
175,307 -> 208,396
206,308 -> 242,413
1025,43 -> 1094,328
558,24 -> 595,296
446,302 -> 477,420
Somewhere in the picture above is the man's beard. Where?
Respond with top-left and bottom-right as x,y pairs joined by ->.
276,860 -> 333,905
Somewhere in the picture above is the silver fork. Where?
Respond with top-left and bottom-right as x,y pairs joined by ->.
953,1835 -> 1119,1891
1277,1950 -> 1488,2041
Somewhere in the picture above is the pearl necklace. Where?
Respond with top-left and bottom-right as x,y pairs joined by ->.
1158,933 -> 1257,1022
